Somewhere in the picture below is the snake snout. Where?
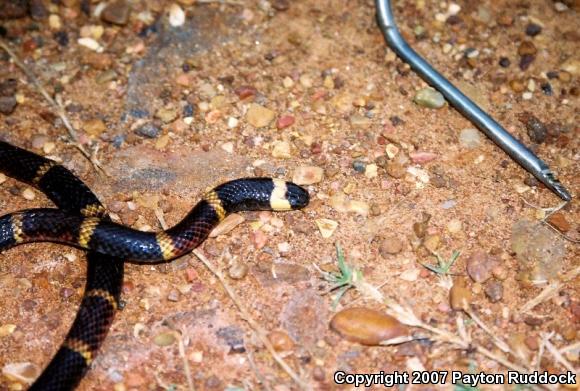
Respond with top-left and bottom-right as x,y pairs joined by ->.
285,182 -> 309,210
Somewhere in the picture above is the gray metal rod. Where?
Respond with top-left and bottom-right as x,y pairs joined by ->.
375,0 -> 571,201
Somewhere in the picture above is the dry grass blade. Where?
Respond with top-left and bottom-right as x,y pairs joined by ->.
541,332 -> 577,373
463,307 -> 511,353
192,249 -> 310,389
0,39 -> 107,176
177,333 -> 195,391
521,266 -> 580,314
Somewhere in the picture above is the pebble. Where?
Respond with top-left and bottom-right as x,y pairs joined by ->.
292,166 -> 324,185
499,57 -> 511,68
1,362 -> 41,384
546,212 -> 570,233
350,114 -> 371,128
30,0 -> 48,20
95,69 -> 117,84
414,88 -> 445,109
315,218 -> 338,238
235,85 -> 257,99
167,290 -> 179,302
0,96 -> 17,114
221,142 -> 234,154
48,14 -> 62,30
155,107 -> 178,123
330,307 -> 407,345
365,163 -> 378,179
0,324 -> 16,337
459,128 -> 482,148
447,219 -> 462,234
423,234 -> 440,252
228,262 -> 248,280
525,23 -> 542,37
135,122 -> 161,138
407,166 -> 429,184
449,277 -> 472,310
511,219 -> 565,282
466,251 -> 496,283
268,330 -> 294,351
276,115 -> 295,129
518,112 -> 547,144
209,213 -> 245,237
22,188 -> 36,201
379,235 -> 403,256
168,3 -> 185,27
352,160 -> 366,173
509,79 -> 526,93
246,103 -> 275,127
409,151 -> 437,164
101,0 -> 131,25
84,118 -> 106,136
412,214 -> 430,238
518,41 -> 537,56
0,173 -> 5,185
153,332 -> 176,346
348,200 -> 369,216
484,280 -> 503,303
251,230 -> 268,249
271,141 -> 292,159
385,143 -> 399,159
386,161 -> 406,179
78,38 -> 103,52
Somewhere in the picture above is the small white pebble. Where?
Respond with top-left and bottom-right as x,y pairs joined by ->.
277,242 -> 291,253
126,201 -> 137,211
527,79 -> 536,92
168,3 -> 185,27
282,76 -> 294,88
22,188 -> 36,200
435,13 -> 446,22
522,92 -> 533,100
221,142 -> 234,154
43,142 -> 56,154
78,37 -> 103,52
227,117 -> 239,128
554,2 -> 568,11
448,3 -> 461,15
48,14 -> 61,30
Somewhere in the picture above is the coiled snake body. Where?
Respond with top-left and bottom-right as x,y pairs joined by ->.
0,141 -> 309,389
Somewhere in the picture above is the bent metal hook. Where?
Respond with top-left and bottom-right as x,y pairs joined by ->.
375,0 -> 572,202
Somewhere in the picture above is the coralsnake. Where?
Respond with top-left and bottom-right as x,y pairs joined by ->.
0,140 -> 309,389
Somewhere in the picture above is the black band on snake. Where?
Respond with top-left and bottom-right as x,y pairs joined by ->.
1,140 -> 124,391
0,140 -> 309,389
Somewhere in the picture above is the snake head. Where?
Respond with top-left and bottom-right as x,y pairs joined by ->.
284,181 -> 310,210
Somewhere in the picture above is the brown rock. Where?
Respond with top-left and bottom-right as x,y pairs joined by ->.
547,212 -> 570,232
518,41 -> 537,56
379,235 -> 403,256
450,277 -> 472,310
101,0 -> 131,25
83,118 -> 106,136
0,0 -> 28,19
330,307 -> 407,345
484,280 -> 503,303
466,251 -> 497,283
386,161 -> 406,179
82,52 -> 113,70
0,96 -> 17,115
268,330 -> 294,351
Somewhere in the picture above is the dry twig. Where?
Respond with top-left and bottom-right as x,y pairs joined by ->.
192,248 -> 310,389
0,39 -> 107,175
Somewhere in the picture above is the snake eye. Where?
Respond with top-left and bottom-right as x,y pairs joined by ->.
285,183 -> 309,210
